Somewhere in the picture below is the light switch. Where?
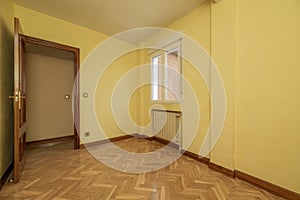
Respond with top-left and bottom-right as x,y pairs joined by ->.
83,92 -> 88,98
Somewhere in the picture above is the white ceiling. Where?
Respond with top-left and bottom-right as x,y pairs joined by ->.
14,0 -> 206,36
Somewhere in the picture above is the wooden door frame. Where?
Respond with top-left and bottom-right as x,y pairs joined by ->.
20,34 -> 81,149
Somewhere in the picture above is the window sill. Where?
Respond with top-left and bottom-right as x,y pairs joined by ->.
151,100 -> 181,104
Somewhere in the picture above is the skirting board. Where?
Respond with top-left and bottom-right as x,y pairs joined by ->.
80,134 -> 137,148
181,150 -> 210,165
26,135 -> 74,147
235,170 -> 300,200
0,162 -> 13,191
79,134 -> 300,199
182,154 -> 299,199
208,162 -> 235,178
151,137 -> 180,150
152,138 -> 299,200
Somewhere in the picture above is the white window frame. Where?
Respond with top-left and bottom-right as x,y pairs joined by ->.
151,53 -> 162,101
151,40 -> 183,103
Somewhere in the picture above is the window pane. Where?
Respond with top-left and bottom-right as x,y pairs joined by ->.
165,48 -> 179,100
151,55 -> 162,100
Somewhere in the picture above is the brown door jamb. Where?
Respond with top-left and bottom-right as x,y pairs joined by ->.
21,34 -> 81,149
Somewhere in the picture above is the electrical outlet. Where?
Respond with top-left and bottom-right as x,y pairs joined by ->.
84,132 -> 90,137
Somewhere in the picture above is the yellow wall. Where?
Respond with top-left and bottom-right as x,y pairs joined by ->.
12,0 -> 300,194
95,51 -> 138,138
14,5 -> 139,143
136,0 -> 300,193
166,1 -> 212,154
0,0 -> 14,178
14,4 -> 109,63
235,0 -> 300,193
174,0 -> 300,193
210,0 -> 236,170
135,1 -> 212,155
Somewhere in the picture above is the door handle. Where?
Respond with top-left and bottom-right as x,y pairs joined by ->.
9,91 -> 18,100
17,91 -> 26,110
9,91 -> 26,110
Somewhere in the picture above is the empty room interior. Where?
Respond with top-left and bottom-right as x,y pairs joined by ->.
26,43 -> 75,148
0,0 -> 299,199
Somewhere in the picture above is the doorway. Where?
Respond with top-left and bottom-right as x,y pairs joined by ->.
21,34 -> 80,149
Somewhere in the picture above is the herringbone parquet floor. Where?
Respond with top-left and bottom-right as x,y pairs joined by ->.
0,138 -> 283,200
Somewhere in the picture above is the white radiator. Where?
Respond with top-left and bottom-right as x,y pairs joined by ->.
151,109 -> 182,147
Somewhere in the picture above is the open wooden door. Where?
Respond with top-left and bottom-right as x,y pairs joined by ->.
10,18 -> 80,182
10,17 -> 27,183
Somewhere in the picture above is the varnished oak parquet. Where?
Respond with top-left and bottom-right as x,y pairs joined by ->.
0,138 -> 284,200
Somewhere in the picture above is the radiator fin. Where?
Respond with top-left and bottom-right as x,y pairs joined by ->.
152,109 -> 182,147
